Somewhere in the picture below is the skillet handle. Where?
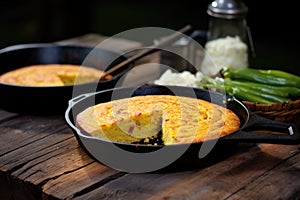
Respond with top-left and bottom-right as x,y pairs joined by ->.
68,93 -> 94,107
224,113 -> 300,145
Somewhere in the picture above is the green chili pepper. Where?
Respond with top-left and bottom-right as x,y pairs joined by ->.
202,83 -> 291,103
259,69 -> 300,83
222,79 -> 300,98
220,68 -> 300,88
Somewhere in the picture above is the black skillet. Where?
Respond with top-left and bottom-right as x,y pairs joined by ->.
65,85 -> 300,173
0,43 -> 132,114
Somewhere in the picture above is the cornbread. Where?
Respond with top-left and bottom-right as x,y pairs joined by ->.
76,95 -> 240,145
0,64 -> 111,86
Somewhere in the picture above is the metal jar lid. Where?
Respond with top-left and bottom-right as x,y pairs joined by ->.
207,0 -> 248,19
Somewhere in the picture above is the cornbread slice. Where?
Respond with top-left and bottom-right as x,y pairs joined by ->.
0,64 -> 110,86
76,95 -> 241,145
76,97 -> 164,143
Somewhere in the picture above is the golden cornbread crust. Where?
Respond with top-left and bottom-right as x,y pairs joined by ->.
76,95 -> 241,145
0,64 -> 110,86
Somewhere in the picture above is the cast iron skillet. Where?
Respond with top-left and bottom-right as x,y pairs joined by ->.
0,43 -> 132,115
65,85 -> 300,173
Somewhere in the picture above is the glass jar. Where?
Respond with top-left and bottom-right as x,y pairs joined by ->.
207,0 -> 248,43
200,0 -> 249,75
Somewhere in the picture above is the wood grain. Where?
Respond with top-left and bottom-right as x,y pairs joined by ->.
70,144 -> 300,200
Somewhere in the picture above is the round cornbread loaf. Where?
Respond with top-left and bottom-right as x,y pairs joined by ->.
76,95 -> 241,145
0,64 -> 110,86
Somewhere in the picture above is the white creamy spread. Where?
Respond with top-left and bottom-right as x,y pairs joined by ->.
153,69 -> 204,88
200,36 -> 248,76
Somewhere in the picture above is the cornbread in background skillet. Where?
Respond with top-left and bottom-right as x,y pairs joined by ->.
0,64 -> 111,86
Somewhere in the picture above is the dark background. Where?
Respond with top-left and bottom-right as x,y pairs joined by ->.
1,0 -> 299,75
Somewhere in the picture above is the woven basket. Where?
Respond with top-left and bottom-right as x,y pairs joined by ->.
243,99 -> 300,122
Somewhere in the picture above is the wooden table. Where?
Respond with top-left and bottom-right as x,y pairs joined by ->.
1,34 -> 300,200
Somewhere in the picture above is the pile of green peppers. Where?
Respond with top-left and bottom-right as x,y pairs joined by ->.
201,67 -> 300,104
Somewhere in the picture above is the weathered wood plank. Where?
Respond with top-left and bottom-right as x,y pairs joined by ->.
227,148 -> 300,200
74,172 -> 184,200
42,162 -> 123,200
12,139 -> 91,184
0,131 -> 73,171
0,115 -> 69,157
72,144 -> 300,200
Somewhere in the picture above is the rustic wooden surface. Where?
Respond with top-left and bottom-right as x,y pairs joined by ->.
1,34 -> 300,200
